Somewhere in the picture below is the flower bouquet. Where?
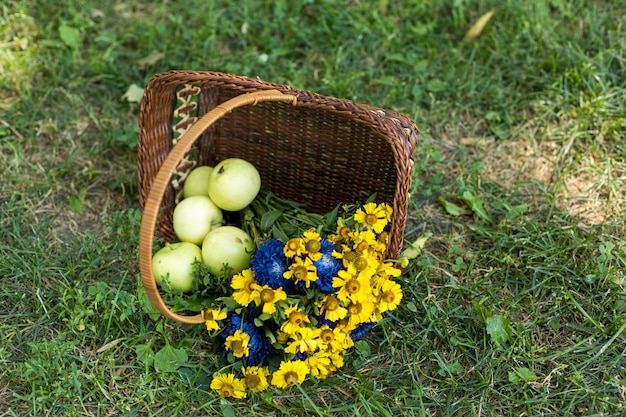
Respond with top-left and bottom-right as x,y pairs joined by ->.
202,193 -> 404,398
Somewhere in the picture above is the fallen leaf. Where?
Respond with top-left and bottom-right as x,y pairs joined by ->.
136,52 -> 164,68
402,233 -> 432,259
97,338 -> 125,353
122,83 -> 144,103
464,9 -> 496,42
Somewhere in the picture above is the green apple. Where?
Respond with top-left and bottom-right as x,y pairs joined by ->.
152,242 -> 202,292
173,195 -> 223,245
183,165 -> 213,198
207,158 -> 261,211
202,226 -> 255,276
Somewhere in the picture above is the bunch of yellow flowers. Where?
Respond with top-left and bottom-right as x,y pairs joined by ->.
203,202 -> 404,398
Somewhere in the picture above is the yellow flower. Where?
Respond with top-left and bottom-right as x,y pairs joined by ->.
372,261 -> 402,289
332,265 -> 373,304
328,219 -> 353,244
258,285 -> 288,314
376,279 -> 403,312
348,250 -> 379,275
280,304 -> 311,335
380,202 -> 393,222
317,294 -> 348,322
329,351 -> 345,369
283,256 -> 318,288
284,327 -> 320,354
225,330 -> 250,358
302,229 -> 323,261
210,373 -> 247,399
230,269 -> 261,307
346,299 -> 376,329
202,308 -> 227,331
276,330 -> 290,345
272,360 -> 309,389
332,245 -> 360,268
284,238 -> 305,258
351,229 -> 378,254
242,366 -> 270,393
332,323 -> 355,349
374,231 -> 389,253
317,324 -> 347,353
305,351 -> 333,379
354,202 -> 390,234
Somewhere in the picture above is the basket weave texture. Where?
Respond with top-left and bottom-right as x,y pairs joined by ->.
137,70 -> 419,324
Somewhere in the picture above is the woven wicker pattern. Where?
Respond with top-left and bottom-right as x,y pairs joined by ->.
137,70 -> 419,323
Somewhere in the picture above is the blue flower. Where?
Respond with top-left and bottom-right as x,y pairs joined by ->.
350,322 -> 374,340
312,239 -> 342,293
250,239 -> 293,291
219,312 -> 275,366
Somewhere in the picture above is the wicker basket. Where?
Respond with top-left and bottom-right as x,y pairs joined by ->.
137,70 -> 419,325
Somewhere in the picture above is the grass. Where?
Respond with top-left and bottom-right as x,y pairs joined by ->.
1,0 -> 625,415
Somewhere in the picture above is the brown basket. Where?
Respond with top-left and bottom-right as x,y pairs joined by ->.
137,70 -> 419,325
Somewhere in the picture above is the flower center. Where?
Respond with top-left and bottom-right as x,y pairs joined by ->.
230,340 -> 244,354
321,329 -> 334,342
378,231 -> 389,244
383,291 -> 396,303
284,371 -> 299,385
289,312 -> 305,325
293,265 -> 309,281
245,280 -> 257,292
356,241 -> 370,253
343,250 -> 358,263
339,226 -> 352,239
353,256 -> 369,271
245,374 -> 260,389
348,302 -> 363,315
260,288 -> 275,303
325,296 -> 340,311
305,239 -> 320,253
365,213 -> 378,225
346,279 -> 361,294
286,239 -> 301,251
221,384 -> 234,396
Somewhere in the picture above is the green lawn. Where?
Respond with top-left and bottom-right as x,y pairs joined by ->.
1,0 -> 625,416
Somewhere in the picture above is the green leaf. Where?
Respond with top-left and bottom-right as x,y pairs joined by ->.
354,340 -> 371,357
260,209 -> 283,231
508,371 -> 520,384
59,24 -> 80,50
439,197 -> 471,216
462,191 -> 491,221
506,204 -> 529,220
154,345 -> 188,373
220,399 -> 235,417
135,344 -> 154,366
137,285 -> 162,321
486,315 -> 513,345
406,302 -> 418,313
473,303 -> 493,323
426,78 -> 446,92
514,367 -> 539,382
323,205 -> 339,229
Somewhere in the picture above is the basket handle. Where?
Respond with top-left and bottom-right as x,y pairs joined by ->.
138,90 -> 298,325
